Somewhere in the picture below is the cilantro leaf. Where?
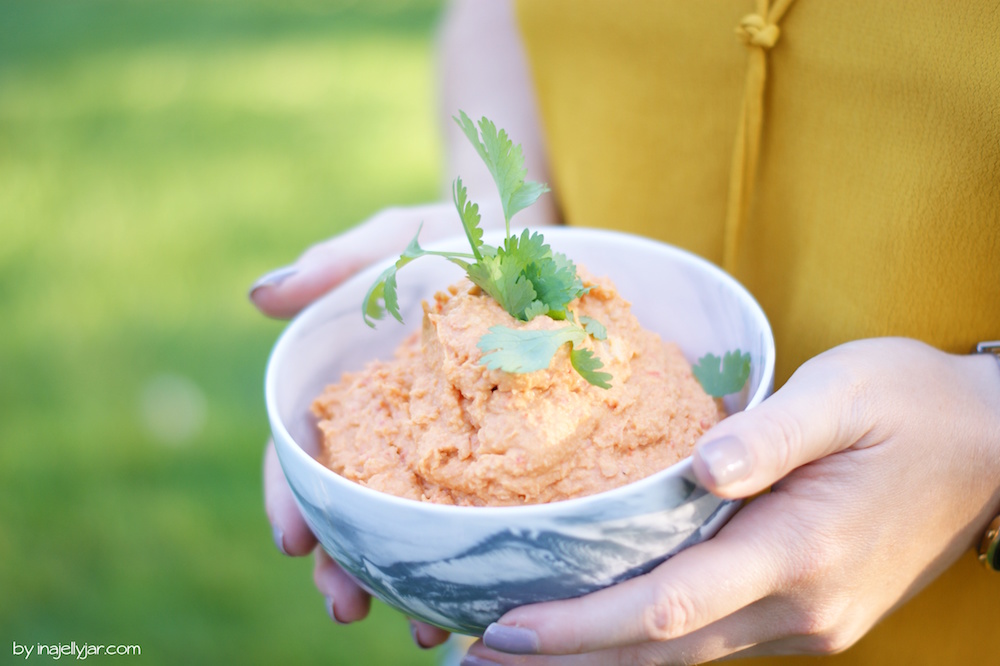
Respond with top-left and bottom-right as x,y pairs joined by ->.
452,177 -> 484,261
474,228 -> 587,322
466,250 -> 539,320
478,321 -> 612,389
579,316 -> 607,340
495,229 -> 549,319
362,226 -> 428,326
507,180 -> 549,222
569,348 -> 613,389
453,111 -> 550,230
506,227 -> 549,263
478,325 -> 586,373
522,300 -> 549,321
467,229 -> 580,322
453,111 -> 491,171
524,250 -> 586,320
362,262 -> 401,326
400,225 -> 426,261
691,350 -> 751,397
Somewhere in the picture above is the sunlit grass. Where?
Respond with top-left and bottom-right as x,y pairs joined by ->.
0,1 -> 446,663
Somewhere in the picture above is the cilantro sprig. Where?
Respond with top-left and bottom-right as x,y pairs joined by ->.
362,111 -> 611,388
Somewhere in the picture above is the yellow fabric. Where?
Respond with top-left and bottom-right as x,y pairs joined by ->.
515,1 -> 1000,664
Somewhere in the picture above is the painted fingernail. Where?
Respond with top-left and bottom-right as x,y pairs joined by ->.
482,623 -> 539,655
697,436 -> 753,487
325,596 -> 346,625
461,655 -> 503,666
272,525 -> 288,555
248,265 -> 297,300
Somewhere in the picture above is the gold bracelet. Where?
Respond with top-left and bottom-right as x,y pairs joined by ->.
973,341 -> 1000,571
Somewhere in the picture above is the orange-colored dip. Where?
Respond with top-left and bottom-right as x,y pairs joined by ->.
312,274 -> 723,506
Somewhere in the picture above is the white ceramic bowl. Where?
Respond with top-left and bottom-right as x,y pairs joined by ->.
266,227 -> 775,635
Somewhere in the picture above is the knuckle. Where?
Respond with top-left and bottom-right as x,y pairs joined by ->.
786,601 -> 857,656
643,583 -> 699,642
312,550 -> 337,590
551,616 -> 588,654
798,625 -> 857,656
758,407 -> 805,474
790,542 -> 834,584
780,530 -> 846,590
792,604 -> 836,638
311,563 -> 326,590
808,346 -> 876,439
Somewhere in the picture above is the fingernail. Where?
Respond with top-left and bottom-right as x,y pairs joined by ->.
325,596 -> 347,625
696,436 -> 753,487
272,524 -> 288,555
248,265 -> 297,299
482,623 -> 539,655
409,621 -> 423,648
461,655 -> 503,666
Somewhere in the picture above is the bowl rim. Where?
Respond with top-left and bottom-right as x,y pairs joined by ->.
265,226 -> 775,518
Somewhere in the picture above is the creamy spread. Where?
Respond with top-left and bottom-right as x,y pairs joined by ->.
312,274 -> 723,506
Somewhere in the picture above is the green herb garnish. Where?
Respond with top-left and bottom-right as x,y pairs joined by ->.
692,350 -> 751,397
362,111 -> 611,387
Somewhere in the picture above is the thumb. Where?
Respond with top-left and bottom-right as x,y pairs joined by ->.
691,354 -> 868,498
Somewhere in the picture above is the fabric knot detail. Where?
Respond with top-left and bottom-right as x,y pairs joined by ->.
724,0 -> 797,272
736,14 -> 780,49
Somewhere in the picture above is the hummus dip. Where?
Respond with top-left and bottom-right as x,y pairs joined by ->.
312,273 -> 723,506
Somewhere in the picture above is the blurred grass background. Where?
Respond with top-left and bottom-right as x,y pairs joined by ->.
0,0 -> 447,663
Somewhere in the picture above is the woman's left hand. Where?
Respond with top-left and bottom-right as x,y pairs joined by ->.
462,338 -> 1000,665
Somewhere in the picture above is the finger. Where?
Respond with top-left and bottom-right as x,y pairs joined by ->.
691,347 -> 871,498
480,505 -> 782,656
263,440 -> 317,556
464,593 -> 848,666
314,549 -> 371,624
248,202 -> 458,319
464,617 -> 761,666
463,639 -> 598,666
409,620 -> 452,649
248,238 -> 376,319
466,612 -> 764,666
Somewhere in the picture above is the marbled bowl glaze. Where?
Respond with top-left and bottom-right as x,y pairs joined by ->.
266,227 -> 775,635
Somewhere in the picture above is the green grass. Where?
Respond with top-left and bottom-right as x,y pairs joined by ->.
0,1 -> 448,663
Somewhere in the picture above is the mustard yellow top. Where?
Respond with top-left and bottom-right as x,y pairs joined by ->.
516,1 -> 1000,663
